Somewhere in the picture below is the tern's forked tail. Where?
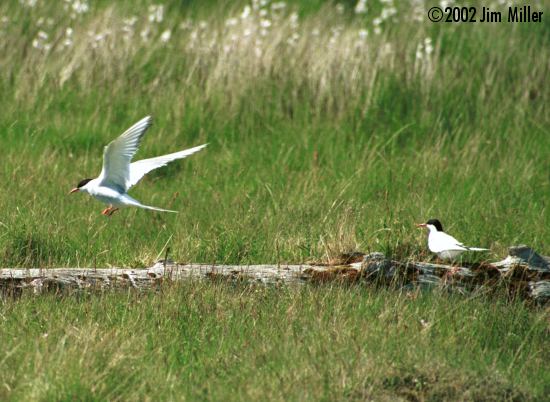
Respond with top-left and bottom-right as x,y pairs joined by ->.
139,204 -> 178,213
122,194 -> 178,213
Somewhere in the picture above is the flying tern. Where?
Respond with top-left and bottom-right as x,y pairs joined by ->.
70,116 -> 207,216
416,218 -> 488,261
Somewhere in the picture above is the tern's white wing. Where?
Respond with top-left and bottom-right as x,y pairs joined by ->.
127,144 -> 207,189
429,232 -> 469,253
98,116 -> 152,191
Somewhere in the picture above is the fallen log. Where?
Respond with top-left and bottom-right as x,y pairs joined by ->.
1,246 -> 548,303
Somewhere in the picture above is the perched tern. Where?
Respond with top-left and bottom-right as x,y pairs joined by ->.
416,219 -> 488,261
70,116 -> 207,216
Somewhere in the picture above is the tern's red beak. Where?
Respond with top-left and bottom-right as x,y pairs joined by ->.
416,223 -> 427,228
69,188 -> 79,194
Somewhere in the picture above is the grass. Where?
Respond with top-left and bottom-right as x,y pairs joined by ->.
0,0 -> 549,400
1,283 -> 549,401
0,0 -> 548,267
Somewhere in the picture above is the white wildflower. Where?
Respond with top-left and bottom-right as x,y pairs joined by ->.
415,43 -> 423,60
411,0 -> 424,22
63,27 -> 74,47
259,9 -> 268,17
355,0 -> 367,14
90,32 -> 107,48
179,19 -> 192,30
260,19 -> 271,28
72,0 -> 89,14
198,21 -> 208,30
287,32 -> 299,46
123,16 -> 138,27
19,0 -> 37,8
140,28 -> 151,42
160,29 -> 171,43
241,5 -> 251,19
424,37 -> 433,55
225,18 -> 238,27
289,12 -> 299,28
358,29 -> 368,40
380,7 -> 397,19
32,30 -> 51,51
148,4 -> 164,23
271,2 -> 286,11
381,42 -> 392,56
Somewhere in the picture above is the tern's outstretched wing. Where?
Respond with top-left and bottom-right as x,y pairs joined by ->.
127,144 -> 207,189
98,116 -> 152,191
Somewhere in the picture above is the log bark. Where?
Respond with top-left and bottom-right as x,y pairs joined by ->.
1,246 -> 548,303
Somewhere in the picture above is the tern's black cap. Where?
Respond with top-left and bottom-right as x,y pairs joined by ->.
426,219 -> 444,232
77,178 -> 93,188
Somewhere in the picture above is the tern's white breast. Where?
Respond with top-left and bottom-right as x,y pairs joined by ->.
88,185 -> 125,206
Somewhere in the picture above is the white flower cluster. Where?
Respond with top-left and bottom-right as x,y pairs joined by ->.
372,0 -> 397,35
63,0 -> 90,18
355,0 -> 367,15
148,4 -> 164,23
19,0 -> 38,8
18,0 -> 443,85
32,30 -> 50,51
415,37 -> 435,78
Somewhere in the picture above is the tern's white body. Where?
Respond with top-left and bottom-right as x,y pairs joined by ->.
82,181 -> 145,209
73,116 -> 207,214
425,224 -> 488,261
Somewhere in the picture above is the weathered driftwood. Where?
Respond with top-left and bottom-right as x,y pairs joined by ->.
1,245 -> 549,303
354,246 -> 550,303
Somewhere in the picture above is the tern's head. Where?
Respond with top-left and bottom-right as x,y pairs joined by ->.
416,218 -> 444,232
69,178 -> 93,194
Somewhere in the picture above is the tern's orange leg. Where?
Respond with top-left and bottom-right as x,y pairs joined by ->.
107,208 -> 119,216
101,206 -> 114,216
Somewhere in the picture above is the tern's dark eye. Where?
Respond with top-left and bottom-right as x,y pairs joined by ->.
77,178 -> 92,188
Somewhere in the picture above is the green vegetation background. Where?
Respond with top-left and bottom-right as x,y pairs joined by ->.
1,0 -> 548,267
0,1 -> 548,400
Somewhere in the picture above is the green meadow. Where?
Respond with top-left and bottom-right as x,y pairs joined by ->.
0,0 -> 549,400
